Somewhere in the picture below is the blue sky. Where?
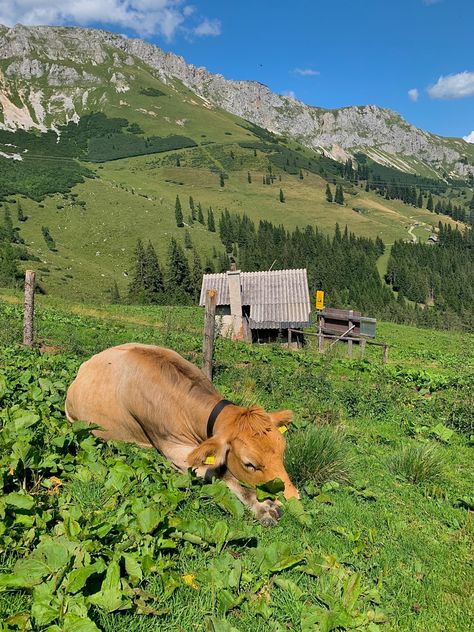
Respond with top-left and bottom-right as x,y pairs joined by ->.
2,0 -> 473,140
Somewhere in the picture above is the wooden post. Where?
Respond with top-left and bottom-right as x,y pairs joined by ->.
359,338 -> 366,360
288,328 -> 292,348
383,345 -> 389,364
318,314 -> 324,353
23,270 -> 36,347
202,289 -> 217,381
347,312 -> 353,359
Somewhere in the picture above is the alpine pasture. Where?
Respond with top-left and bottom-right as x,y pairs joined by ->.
0,294 -> 473,631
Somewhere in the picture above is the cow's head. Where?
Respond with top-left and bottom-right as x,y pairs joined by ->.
188,405 -> 299,499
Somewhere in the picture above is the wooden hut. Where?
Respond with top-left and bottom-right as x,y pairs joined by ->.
199,267 -> 311,343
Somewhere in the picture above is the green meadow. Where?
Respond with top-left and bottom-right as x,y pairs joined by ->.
0,294 -> 472,631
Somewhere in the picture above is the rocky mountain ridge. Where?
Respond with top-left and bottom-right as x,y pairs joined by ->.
1,23 -> 473,179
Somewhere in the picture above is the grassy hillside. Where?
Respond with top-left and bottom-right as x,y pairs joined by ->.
0,294 -> 473,631
2,144 -> 465,302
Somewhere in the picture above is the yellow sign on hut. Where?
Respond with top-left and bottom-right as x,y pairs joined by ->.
316,290 -> 325,311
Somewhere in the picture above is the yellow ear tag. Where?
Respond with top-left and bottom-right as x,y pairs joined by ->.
278,425 -> 288,434
204,455 -> 215,465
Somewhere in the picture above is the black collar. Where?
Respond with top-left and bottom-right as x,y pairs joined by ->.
207,399 -> 233,438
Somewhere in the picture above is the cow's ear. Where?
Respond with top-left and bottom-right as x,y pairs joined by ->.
269,409 -> 293,433
187,437 -> 229,470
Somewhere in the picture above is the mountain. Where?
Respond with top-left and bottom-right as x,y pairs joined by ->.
0,24 -> 471,303
1,23 -> 474,180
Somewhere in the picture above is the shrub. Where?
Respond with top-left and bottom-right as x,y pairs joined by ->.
285,425 -> 351,487
390,444 -> 444,484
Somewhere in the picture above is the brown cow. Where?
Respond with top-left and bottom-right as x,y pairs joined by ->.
65,343 -> 299,526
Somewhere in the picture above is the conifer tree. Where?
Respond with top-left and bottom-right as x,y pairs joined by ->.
427,193 -> 434,212
417,191 -> 423,208
197,202 -> 204,224
299,169 -> 304,180
191,247 -> 203,302
128,239 -> 147,302
41,226 -> 56,251
207,208 -> 216,232
334,184 -> 344,205
247,171 -> 252,184
204,257 -> 215,274
184,230 -> 193,249
279,189 -> 285,203
189,196 -> 196,221
220,173 -> 225,188
175,195 -> 184,227
144,241 -> 164,303
17,202 -> 26,222
0,242 -> 21,288
176,156 -> 181,167
166,237 -> 192,302
325,184 -> 333,203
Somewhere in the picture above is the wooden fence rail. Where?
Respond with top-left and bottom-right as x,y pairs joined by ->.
288,328 -> 389,363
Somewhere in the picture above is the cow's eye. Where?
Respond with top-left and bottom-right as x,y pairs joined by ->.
244,462 -> 256,471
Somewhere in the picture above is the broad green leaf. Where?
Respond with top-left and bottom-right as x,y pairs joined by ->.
257,541 -> 305,574
136,506 -> 162,534
255,478 -> 285,501
65,561 -> 106,594
87,588 -> 124,613
301,605 -> 353,632
5,492 -> 34,510
11,410 -> 40,432
285,497 -> 312,527
62,614 -> 101,632
200,480 -> 244,519
274,576 -> 303,598
342,572 -> 362,612
0,559 -> 49,590
31,583 -> 61,627
431,423 -> 455,443
206,618 -> 240,632
32,540 -> 71,574
87,562 -> 127,613
123,553 -> 143,584
0,375 -> 7,401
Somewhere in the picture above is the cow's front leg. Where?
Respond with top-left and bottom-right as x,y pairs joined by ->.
222,472 -> 283,527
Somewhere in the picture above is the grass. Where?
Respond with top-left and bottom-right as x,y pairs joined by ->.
285,425 -> 351,487
0,296 -> 473,630
389,444 -> 445,484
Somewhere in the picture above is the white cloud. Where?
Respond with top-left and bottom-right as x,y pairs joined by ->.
293,68 -> 320,76
428,71 -> 474,99
463,131 -> 474,144
408,88 -> 419,102
193,18 -> 221,36
282,90 -> 297,100
0,0 -> 220,40
422,0 -> 442,5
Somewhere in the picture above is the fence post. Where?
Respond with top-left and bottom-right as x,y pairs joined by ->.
347,313 -> 353,359
202,289 -> 217,381
23,270 -> 36,347
383,345 -> 389,364
318,314 -> 324,353
359,338 -> 366,360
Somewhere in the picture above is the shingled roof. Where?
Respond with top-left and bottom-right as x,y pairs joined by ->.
200,269 -> 311,329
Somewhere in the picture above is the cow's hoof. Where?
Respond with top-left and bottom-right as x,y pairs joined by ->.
255,500 -> 283,527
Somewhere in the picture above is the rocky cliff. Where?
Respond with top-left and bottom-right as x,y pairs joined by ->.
1,24 -> 473,178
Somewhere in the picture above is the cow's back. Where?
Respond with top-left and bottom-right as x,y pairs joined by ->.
65,343 -> 218,448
